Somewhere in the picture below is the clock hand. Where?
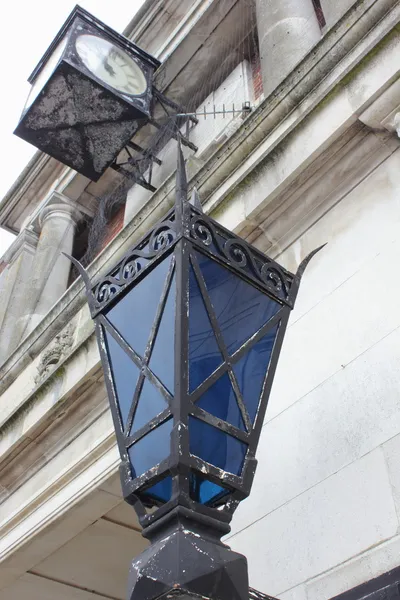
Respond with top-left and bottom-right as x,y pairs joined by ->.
103,58 -> 116,77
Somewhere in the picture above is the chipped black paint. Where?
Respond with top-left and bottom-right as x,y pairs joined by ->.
69,142 -> 324,600
14,6 -> 159,181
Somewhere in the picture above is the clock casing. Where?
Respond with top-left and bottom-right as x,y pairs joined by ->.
14,6 -> 160,181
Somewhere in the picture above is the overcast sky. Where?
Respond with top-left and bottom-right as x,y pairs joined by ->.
0,0 -> 145,258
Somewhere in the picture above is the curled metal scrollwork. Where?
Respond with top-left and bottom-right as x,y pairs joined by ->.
260,261 -> 289,297
97,282 -> 120,305
92,219 -> 176,310
223,239 -> 248,268
223,239 -> 290,299
149,223 -> 175,252
122,260 -> 140,281
190,216 -> 214,247
189,210 -> 293,303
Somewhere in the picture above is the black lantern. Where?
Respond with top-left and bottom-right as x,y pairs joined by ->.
69,145 -> 322,600
14,6 -> 160,181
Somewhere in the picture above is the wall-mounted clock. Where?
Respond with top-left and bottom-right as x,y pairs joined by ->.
14,6 -> 160,181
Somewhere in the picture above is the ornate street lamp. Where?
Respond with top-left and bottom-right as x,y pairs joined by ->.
68,145 -> 322,600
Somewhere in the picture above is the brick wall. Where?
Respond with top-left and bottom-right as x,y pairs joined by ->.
252,52 -> 263,100
100,204 -> 125,251
312,0 -> 326,28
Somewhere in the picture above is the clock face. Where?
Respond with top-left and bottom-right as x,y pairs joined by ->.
75,34 -> 148,96
24,36 -> 68,111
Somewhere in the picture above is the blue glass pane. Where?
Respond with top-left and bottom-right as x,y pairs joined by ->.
106,257 -> 171,358
190,473 -> 230,506
196,373 -> 245,431
130,378 -> 168,436
128,419 -> 173,478
196,252 -> 280,355
104,329 -> 139,429
233,324 -> 279,424
189,264 -> 223,392
141,476 -> 173,504
149,274 -> 175,394
189,417 -> 247,476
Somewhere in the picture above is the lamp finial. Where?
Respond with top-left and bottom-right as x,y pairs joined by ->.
176,136 -> 188,208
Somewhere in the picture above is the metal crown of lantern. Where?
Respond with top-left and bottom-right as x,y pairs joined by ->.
69,144 -> 322,600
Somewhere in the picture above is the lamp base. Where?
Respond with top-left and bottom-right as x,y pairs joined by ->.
127,510 -> 248,600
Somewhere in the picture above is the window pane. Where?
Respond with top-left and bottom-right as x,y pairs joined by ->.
190,473 -> 230,506
106,257 -> 171,358
141,475 -> 173,504
149,274 -> 175,394
196,372 -> 245,431
104,329 -> 139,429
128,419 -> 173,478
189,416 -> 247,476
189,264 -> 223,392
232,324 -> 279,424
196,252 -> 280,355
130,377 -> 168,436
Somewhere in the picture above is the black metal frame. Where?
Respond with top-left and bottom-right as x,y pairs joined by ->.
70,143 -> 322,536
109,87 -> 198,192
67,142 -> 323,600
28,5 -> 160,97
15,5 -> 201,189
14,5 -> 161,182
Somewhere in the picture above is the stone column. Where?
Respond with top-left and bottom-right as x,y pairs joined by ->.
256,0 -> 321,97
0,229 -> 39,365
18,194 -> 83,338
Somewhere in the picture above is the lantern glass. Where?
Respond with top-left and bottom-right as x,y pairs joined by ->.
232,323 -> 280,424
106,257 -> 172,357
189,416 -> 247,475
190,474 -> 230,505
143,475 -> 173,504
128,418 -> 173,478
104,330 -> 141,428
149,273 -> 176,394
100,241 -> 286,514
130,378 -> 168,436
188,265 -> 223,393
188,251 -> 282,436
196,372 -> 246,430
193,252 -> 280,355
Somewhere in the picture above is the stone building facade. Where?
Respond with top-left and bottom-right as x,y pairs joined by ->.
0,1 -> 400,599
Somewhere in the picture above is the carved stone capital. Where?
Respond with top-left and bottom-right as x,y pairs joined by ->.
32,192 -> 84,234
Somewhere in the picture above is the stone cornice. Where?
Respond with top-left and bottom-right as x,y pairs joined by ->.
0,153 -> 68,235
1,228 -> 39,264
0,0 -> 398,398
197,0 -> 400,214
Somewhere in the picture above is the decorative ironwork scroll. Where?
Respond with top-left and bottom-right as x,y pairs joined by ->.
91,209 -> 176,312
189,207 -> 294,305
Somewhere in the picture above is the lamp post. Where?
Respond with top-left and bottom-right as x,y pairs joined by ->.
68,143 -> 322,600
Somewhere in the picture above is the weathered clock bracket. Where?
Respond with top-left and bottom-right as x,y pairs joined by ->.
110,87 -> 199,192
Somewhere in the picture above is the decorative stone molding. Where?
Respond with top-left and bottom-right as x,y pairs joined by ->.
1,228 -> 38,265
34,324 -> 74,384
32,191 -> 84,235
358,77 -> 400,138
394,113 -> 400,138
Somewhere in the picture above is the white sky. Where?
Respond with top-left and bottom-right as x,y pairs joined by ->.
0,0 -> 145,258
